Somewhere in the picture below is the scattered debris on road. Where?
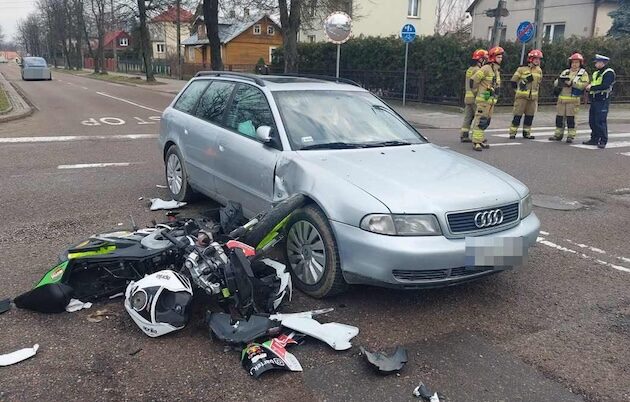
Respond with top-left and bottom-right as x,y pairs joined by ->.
65,299 -> 93,312
0,298 -> 10,314
242,333 -> 303,378
413,382 -> 440,401
149,198 -> 187,210
87,309 -> 117,323
155,184 -> 167,189
0,344 -> 39,367
360,346 -> 408,374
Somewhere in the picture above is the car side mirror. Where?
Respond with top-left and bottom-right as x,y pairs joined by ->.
256,125 -> 273,143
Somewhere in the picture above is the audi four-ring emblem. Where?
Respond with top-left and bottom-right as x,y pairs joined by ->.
474,209 -> 504,228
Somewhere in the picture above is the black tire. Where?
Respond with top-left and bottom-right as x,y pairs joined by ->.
283,205 -> 347,298
164,145 -> 194,202
239,194 -> 306,247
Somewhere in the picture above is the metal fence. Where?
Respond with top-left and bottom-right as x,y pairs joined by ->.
117,59 -> 171,76
273,68 -> 630,106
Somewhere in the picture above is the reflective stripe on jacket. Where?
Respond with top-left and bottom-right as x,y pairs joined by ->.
464,66 -> 480,104
511,65 -> 543,99
472,63 -> 501,103
555,68 -> 589,103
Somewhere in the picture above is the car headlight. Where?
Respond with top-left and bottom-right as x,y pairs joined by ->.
520,194 -> 532,218
360,214 -> 441,236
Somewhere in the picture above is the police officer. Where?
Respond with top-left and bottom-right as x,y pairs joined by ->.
508,49 -> 543,139
470,46 -> 504,152
584,54 -> 616,149
549,53 -> 589,143
460,49 -> 488,143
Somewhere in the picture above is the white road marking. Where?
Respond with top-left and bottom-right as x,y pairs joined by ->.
485,126 -> 556,133
99,117 -> 125,125
572,141 -> 630,149
96,92 -> 162,113
619,152 -> 630,156
536,234 -> 630,274
0,134 -> 157,143
493,129 -> 592,138
81,86 -> 88,90
565,239 -> 606,254
57,162 -> 142,169
491,142 -> 522,146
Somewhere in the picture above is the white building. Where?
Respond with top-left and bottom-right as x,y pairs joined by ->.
300,0 -> 439,42
467,0 -> 619,43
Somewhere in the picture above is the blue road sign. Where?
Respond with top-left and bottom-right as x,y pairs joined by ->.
401,24 -> 416,43
516,21 -> 535,43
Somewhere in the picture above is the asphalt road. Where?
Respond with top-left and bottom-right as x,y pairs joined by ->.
0,63 -> 628,402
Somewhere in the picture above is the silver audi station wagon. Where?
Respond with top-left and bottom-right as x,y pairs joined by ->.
159,72 -> 540,298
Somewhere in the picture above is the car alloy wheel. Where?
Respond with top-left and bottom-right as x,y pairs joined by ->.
166,153 -> 183,196
286,221 -> 326,285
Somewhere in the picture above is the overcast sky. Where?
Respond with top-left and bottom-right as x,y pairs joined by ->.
1,0 -> 38,41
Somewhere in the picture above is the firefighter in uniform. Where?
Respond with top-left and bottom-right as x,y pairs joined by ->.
470,46 -> 504,151
508,49 -> 543,139
584,54 -> 616,149
549,53 -> 589,143
460,49 -> 488,142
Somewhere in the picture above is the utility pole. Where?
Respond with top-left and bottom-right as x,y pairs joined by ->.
534,0 -> 545,49
488,0 -> 508,47
176,0 -> 182,80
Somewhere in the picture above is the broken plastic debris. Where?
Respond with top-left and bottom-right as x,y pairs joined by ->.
269,308 -> 334,321
150,198 -> 187,211
156,184 -> 168,189
108,292 -> 124,299
0,298 -> 10,315
413,382 -> 440,401
208,312 -> 281,345
361,346 -> 408,373
274,315 -> 358,351
65,299 -> 93,312
242,333 -> 303,378
0,344 -> 39,367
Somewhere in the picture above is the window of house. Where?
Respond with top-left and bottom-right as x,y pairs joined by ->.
244,7 -> 250,17
195,81 -> 236,124
188,47 -> 194,61
487,26 -> 507,43
408,0 -> 420,17
253,24 -> 261,35
156,43 -> 165,53
225,84 -> 274,139
119,37 -> 128,47
543,23 -> 565,43
267,25 -> 275,35
308,35 -> 316,43
269,46 -> 278,63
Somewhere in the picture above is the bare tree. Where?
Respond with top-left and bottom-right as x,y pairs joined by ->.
435,0 -> 471,35
16,15 -> 44,56
203,0 -> 223,70
90,0 -> 108,73
0,25 -> 5,48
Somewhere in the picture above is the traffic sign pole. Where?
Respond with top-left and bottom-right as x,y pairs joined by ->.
403,43 -> 409,106
520,43 -> 526,65
336,44 -> 341,78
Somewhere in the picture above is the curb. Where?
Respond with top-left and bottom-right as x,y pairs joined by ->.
0,72 -> 34,123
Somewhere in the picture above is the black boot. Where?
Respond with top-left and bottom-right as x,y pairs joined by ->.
582,139 -> 598,145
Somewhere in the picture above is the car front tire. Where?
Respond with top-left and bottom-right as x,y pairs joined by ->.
164,145 -> 194,202
284,205 -> 347,298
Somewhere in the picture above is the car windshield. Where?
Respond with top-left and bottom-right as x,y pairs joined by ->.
273,90 -> 426,150
25,58 -> 47,67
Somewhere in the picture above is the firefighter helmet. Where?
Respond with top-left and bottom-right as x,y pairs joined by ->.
472,49 -> 488,61
488,46 -> 505,62
527,49 -> 543,62
568,53 -> 584,62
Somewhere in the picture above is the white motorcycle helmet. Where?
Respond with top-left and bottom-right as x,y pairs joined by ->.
124,270 -> 193,337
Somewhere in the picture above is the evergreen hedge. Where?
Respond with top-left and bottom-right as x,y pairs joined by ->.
271,35 -> 630,104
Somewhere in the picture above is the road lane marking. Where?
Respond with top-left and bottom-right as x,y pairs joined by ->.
619,152 -> 630,156
536,233 -> 630,274
0,134 -> 157,143
485,126 -> 556,133
57,162 -> 142,169
491,142 -> 522,146
96,92 -> 162,113
572,140 -> 630,149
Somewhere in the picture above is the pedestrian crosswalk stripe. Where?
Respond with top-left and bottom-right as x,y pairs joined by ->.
491,142 -> 522,146
485,126 -> 556,132
572,141 -> 630,149
493,129 -> 591,138
619,152 -> 630,156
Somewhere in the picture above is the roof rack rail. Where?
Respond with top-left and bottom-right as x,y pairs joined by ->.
278,73 -> 361,87
194,71 -> 266,86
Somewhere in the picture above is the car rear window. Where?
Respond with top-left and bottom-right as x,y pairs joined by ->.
173,80 -> 209,114
25,58 -> 47,67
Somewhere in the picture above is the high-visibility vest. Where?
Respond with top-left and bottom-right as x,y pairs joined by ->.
590,68 -> 616,97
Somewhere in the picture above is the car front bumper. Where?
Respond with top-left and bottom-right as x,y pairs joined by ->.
331,213 -> 540,288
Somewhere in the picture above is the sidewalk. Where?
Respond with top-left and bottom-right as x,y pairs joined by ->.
0,70 -> 33,123
58,68 -> 186,95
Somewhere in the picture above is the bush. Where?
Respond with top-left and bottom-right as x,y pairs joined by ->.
272,35 -> 630,104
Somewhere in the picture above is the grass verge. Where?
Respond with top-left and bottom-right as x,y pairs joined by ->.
53,68 -> 166,85
0,86 -> 11,113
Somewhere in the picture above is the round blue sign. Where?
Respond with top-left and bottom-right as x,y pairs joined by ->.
516,21 -> 535,43
401,24 -> 416,43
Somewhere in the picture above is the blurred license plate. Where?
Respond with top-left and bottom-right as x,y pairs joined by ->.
465,236 -> 527,268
